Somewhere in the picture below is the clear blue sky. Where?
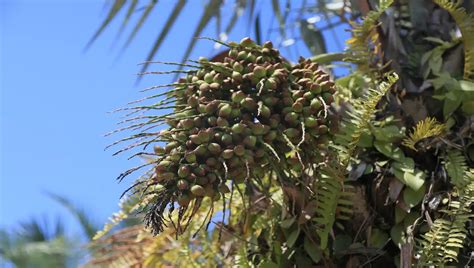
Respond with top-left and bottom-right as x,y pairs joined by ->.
0,0 -> 349,237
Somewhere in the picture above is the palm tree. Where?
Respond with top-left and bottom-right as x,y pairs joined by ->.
0,193 -> 98,268
89,1 -> 474,266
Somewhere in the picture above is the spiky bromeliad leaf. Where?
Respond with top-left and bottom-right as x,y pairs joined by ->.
401,117 -> 445,151
434,0 -> 474,81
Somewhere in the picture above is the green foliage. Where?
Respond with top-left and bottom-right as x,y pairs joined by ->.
88,1 -> 474,267
345,0 -> 394,69
434,0 -> 474,80
417,185 -> 474,265
445,149 -> 471,187
335,72 -> 399,165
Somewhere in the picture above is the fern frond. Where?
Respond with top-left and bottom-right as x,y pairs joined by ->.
417,166 -> 474,266
444,149 -> 469,187
313,73 -> 398,249
314,164 -> 345,249
345,0 -> 394,68
434,0 -> 474,81
335,72 -> 399,165
401,117 -> 445,151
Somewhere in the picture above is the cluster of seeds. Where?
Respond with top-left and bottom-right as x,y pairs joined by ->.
137,38 -> 335,233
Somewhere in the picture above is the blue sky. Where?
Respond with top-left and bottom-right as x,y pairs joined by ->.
0,0 -> 350,238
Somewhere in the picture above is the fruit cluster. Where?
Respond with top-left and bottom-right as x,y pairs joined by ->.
151,38 -> 335,208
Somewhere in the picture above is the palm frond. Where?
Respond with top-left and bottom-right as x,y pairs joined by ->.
46,192 -> 98,239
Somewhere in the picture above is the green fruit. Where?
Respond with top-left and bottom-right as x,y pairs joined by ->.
253,66 -> 266,79
303,91 -> 314,100
292,102 -> 303,113
187,96 -> 199,107
204,102 -> 218,114
233,62 -> 244,73
230,108 -> 241,118
265,78 -> 278,90
193,117 -> 202,127
259,104 -> 271,118
185,153 -> 197,163
218,104 -> 232,118
204,73 -> 214,83
180,119 -> 194,129
263,41 -> 273,49
310,83 -> 321,94
305,116 -> 318,128
207,116 -> 217,126
194,144 -> 207,156
318,125 -> 329,134
198,104 -> 207,113
246,53 -> 256,62
198,130 -> 211,143
190,134 -> 202,145
263,96 -> 278,106
208,143 -> 222,155
207,173 -> 217,183
269,116 -> 280,128
285,112 -> 299,124
199,82 -> 210,92
155,160 -> 171,171
243,135 -> 257,148
231,91 -> 246,103
237,51 -> 248,60
255,149 -> 265,158
191,185 -> 205,197
310,98 -> 322,110
322,92 -> 334,104
209,82 -> 220,90
153,145 -> 165,155
216,117 -> 229,127
221,134 -> 233,145
251,123 -> 265,135
232,71 -> 243,82
198,56 -> 209,63
228,156 -> 241,168
263,130 -> 277,142
157,172 -> 175,182
221,149 -> 234,159
178,165 -> 191,178
240,37 -> 254,47
229,49 -> 238,58
206,157 -> 218,167
234,145 -> 245,156
241,97 -> 258,111
177,179 -> 189,190
231,123 -> 245,134
284,128 -> 300,138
